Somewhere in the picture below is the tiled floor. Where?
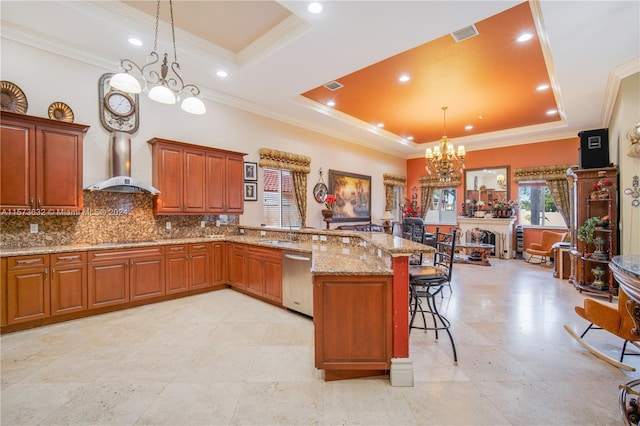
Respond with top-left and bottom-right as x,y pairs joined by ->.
2,258 -> 638,425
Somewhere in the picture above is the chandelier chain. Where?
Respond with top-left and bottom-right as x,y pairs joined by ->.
153,0 -> 160,52
169,0 -> 177,63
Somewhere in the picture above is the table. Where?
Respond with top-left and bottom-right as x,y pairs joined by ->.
455,242 -> 495,266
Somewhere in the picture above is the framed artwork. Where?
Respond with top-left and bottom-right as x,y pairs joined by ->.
244,162 -> 257,181
328,169 -> 371,222
244,182 -> 257,201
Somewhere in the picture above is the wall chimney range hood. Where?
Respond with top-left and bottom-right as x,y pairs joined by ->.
86,132 -> 160,194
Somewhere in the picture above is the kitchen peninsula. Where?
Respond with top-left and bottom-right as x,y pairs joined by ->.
0,227 -> 433,386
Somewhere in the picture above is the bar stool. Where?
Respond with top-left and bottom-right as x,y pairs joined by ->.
409,228 -> 458,365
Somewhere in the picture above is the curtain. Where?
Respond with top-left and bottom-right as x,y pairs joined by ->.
259,148 -> 311,227
514,164 -> 573,227
383,173 -> 406,211
418,173 -> 460,216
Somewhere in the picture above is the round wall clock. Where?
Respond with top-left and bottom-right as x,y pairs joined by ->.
98,73 -> 139,133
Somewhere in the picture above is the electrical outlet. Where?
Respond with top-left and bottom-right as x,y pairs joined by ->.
260,230 -> 266,236
239,228 -> 245,234
320,235 -> 327,242
312,235 -> 319,241
377,249 -> 382,258
342,248 -> 350,254
30,224 -> 38,234
216,220 -> 221,226
200,221 -> 206,228
342,237 -> 350,244
165,222 -> 171,230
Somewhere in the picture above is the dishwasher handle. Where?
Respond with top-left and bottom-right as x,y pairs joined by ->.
284,253 -> 311,262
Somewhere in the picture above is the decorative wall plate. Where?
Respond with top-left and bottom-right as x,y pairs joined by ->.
0,81 -> 28,114
48,102 -> 74,123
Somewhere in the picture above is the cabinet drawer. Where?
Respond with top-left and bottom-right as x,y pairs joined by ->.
89,246 -> 165,263
189,243 -> 210,253
51,251 -> 87,266
166,245 -> 188,254
248,245 -> 281,259
8,254 -> 49,271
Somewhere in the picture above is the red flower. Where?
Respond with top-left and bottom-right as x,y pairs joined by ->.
324,194 -> 337,210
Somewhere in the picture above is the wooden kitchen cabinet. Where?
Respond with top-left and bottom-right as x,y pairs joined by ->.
188,243 -> 211,290
165,244 -> 190,294
50,252 -> 87,316
229,243 -> 247,289
1,258 -> 6,326
6,254 -> 50,324
314,274 -> 393,380
0,112 -> 88,211
88,246 -> 165,308
212,242 -> 227,285
149,138 -> 245,215
244,246 -> 282,303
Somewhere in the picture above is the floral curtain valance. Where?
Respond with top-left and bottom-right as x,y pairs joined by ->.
418,173 -> 461,188
514,164 -> 574,182
383,173 -> 407,187
258,148 -> 311,174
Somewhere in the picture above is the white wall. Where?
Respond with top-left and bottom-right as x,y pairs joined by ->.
1,39 -> 406,230
610,72 -> 640,255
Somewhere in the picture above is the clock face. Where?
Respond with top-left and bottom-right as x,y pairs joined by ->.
105,92 -> 134,117
98,73 -> 139,133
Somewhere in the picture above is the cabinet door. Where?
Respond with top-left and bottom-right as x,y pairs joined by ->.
230,244 -> 246,289
88,260 -> 129,308
51,263 -> 87,316
0,119 -> 35,209
205,151 -> 225,212
130,256 -> 165,301
263,256 -> 282,303
166,246 -> 190,294
212,242 -> 226,285
189,243 -> 211,289
183,149 -> 206,213
154,144 -> 183,213
244,254 -> 264,296
6,268 -> 50,324
36,125 -> 83,210
1,258 -> 6,326
225,155 -> 244,213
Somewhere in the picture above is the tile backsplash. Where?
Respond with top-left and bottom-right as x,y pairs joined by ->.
0,191 -> 237,248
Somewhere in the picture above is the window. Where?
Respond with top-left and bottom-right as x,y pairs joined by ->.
518,183 -> 563,226
263,168 -> 300,228
424,188 -> 457,224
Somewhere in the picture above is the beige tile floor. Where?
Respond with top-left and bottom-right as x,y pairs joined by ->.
2,258 -> 638,425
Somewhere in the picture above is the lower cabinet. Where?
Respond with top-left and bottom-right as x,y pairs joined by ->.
227,244 -> 282,303
313,274 -> 393,380
88,246 -> 165,308
165,243 -> 212,294
189,243 -> 211,290
50,252 -> 87,316
212,242 -> 227,285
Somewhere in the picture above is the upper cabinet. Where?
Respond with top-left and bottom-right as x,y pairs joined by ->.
148,138 -> 246,215
0,112 -> 88,211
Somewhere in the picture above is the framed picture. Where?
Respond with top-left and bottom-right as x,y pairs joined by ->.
328,169 -> 371,222
244,162 -> 257,181
244,182 -> 257,201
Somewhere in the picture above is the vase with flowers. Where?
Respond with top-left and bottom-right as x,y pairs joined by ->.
321,194 -> 336,229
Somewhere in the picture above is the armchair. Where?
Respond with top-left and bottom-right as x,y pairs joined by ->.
524,231 -> 567,265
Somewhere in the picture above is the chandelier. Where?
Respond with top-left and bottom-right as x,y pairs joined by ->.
425,106 -> 465,181
109,0 -> 206,115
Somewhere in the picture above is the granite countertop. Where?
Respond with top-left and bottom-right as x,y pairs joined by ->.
611,255 -> 640,280
0,232 -> 434,277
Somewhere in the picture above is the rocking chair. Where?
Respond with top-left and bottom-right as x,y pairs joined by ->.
564,289 -> 640,371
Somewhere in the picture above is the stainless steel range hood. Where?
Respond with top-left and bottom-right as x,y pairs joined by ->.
85,132 -> 160,194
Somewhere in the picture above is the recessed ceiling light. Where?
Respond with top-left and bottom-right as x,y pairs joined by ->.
406,136 -> 414,141
478,115 -> 484,120
398,74 -> 410,83
517,32 -> 533,42
326,100 -> 335,107
128,38 -> 143,47
465,125 -> 473,130
546,109 -> 558,115
376,123 -> 384,128
536,84 -> 549,91
216,70 -> 228,78
308,2 -> 323,14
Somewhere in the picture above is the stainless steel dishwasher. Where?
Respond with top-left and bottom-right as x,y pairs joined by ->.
282,250 -> 313,317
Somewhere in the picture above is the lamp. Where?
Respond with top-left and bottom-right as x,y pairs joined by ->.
381,211 -> 394,233
425,106 -> 465,181
109,0 -> 206,115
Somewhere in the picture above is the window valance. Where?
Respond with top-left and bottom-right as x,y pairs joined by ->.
383,173 -> 406,187
258,148 -> 311,174
514,164 -> 574,182
419,173 -> 461,188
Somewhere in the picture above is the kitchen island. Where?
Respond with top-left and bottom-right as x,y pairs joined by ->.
0,227 -> 434,386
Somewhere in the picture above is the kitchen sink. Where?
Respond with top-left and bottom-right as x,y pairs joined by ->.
258,239 -> 300,246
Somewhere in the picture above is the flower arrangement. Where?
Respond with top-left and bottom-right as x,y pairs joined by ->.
593,179 -> 613,191
493,199 -> 519,210
324,194 -> 337,210
402,198 -> 421,218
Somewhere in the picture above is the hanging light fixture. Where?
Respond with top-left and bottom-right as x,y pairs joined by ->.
109,0 -> 206,115
424,106 -> 465,181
